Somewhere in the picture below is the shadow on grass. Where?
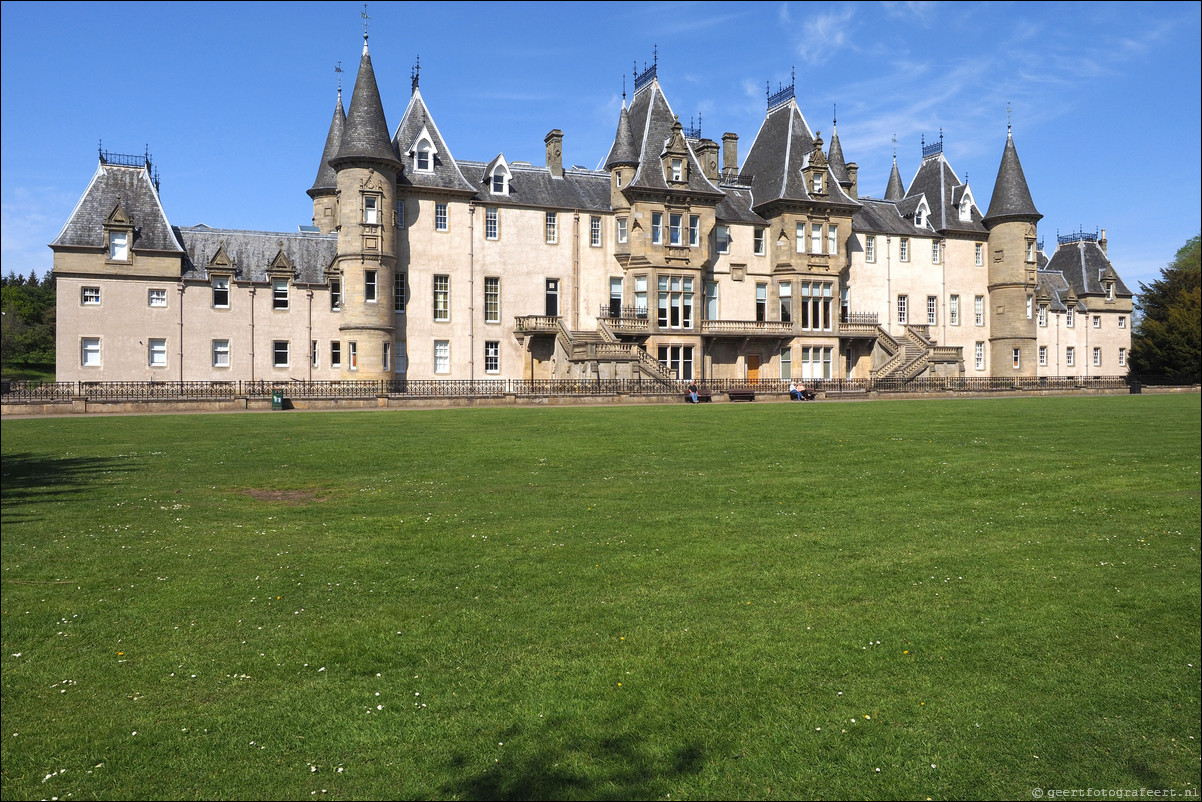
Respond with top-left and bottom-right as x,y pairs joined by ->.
442,722 -> 706,800
0,452 -> 133,523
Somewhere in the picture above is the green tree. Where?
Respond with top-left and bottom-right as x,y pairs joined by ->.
1130,234 -> 1201,378
0,269 -> 56,370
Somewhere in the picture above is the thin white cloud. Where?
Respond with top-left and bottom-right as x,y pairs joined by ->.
796,8 -> 858,65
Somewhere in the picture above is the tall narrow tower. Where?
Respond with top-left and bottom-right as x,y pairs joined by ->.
329,34 -> 401,381
308,85 -> 345,234
982,130 -> 1041,376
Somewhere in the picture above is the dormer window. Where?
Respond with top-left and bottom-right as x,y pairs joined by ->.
1105,282 -> 1115,301
914,207 -> 924,228
492,173 -> 505,193
813,173 -> 823,194
413,131 -> 437,173
109,230 -> 129,261
671,158 -> 684,182
959,198 -> 972,222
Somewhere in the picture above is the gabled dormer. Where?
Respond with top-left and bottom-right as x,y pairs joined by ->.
268,246 -> 295,277
803,132 -> 828,198
484,154 -> 512,195
207,241 -> 235,274
409,124 -> 438,173
957,186 -> 977,223
1100,264 -> 1119,302
913,197 -> 931,230
104,201 -> 134,263
661,118 -> 690,186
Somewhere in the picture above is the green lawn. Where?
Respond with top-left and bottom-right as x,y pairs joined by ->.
2,395 -> 1199,800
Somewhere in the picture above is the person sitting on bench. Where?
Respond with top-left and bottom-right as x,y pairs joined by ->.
797,383 -> 815,401
688,380 -> 700,404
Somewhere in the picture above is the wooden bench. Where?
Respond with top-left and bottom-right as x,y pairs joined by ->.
684,388 -> 713,403
727,388 -> 756,402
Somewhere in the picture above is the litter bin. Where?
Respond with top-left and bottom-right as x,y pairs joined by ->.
1129,379 -> 1141,395
272,389 -> 283,410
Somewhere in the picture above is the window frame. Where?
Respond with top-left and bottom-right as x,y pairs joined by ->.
753,227 -> 766,256
394,271 -> 406,314
485,207 -> 499,240
81,337 -> 101,367
590,216 -> 602,247
81,286 -> 101,306
715,225 -> 730,254
272,278 -> 289,310
433,340 -> 450,374
435,202 -> 448,232
484,340 -> 500,374
365,269 -> 377,303
899,237 -> 909,262
272,340 -> 290,369
484,276 -> 501,324
949,294 -> 960,326
148,288 -> 168,308
148,338 -> 167,368
865,235 -> 875,263
433,274 -> 450,322
651,212 -> 662,245
545,211 -> 558,244
617,217 -> 628,244
212,339 -> 231,368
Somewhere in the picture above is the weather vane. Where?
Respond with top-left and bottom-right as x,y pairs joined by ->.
362,3 -> 370,41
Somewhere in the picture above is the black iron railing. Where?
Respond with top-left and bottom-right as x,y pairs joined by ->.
1,375 -> 1156,404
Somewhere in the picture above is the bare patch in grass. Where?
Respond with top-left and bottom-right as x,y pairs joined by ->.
242,488 -> 329,505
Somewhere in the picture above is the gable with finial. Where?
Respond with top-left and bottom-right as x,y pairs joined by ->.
268,244 -> 294,276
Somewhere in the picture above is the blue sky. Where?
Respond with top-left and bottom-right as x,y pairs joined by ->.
2,1 -> 1199,292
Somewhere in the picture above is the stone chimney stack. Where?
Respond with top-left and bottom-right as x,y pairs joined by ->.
722,132 -> 738,175
545,129 -> 564,178
696,139 -> 720,181
847,162 -> 859,198
1099,227 -> 1107,255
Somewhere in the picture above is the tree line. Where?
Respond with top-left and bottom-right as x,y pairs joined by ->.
1,270 -> 56,374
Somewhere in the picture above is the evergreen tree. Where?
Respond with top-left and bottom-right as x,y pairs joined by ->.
1130,234 -> 1201,378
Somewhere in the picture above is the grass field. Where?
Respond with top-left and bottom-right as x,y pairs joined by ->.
2,394 -> 1199,800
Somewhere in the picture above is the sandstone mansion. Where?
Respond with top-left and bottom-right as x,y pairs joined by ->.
52,40 -> 1133,385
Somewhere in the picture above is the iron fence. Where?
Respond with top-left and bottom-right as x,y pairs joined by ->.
0,375 -> 1171,404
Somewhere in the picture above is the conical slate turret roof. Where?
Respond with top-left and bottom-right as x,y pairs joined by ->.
332,41 -> 400,169
884,158 -> 905,201
604,104 -> 639,169
983,132 -> 1040,226
308,90 -> 346,197
827,124 -> 849,186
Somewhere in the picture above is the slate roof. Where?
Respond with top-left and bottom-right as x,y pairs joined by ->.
852,198 -> 922,237
884,159 -> 905,201
739,98 -> 858,210
714,187 -> 766,226
1042,238 -> 1133,298
905,152 -> 986,234
623,78 -> 723,197
458,160 -> 611,211
178,226 -> 337,284
604,104 -> 639,169
332,44 -> 400,169
52,161 -> 183,254
983,133 -> 1041,225
1035,269 -> 1075,312
309,90 -> 346,196
827,125 -> 850,186
392,87 -> 476,194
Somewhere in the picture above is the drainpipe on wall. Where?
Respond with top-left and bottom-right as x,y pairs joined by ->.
177,282 -> 185,382
469,203 -> 476,381
249,286 -> 256,383
307,288 -> 314,381
572,211 -> 581,331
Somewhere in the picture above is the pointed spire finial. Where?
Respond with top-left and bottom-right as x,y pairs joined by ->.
791,66 -> 796,88
1007,101 -> 1012,136
622,74 -> 626,105
336,61 -> 343,94
653,43 -> 658,66
939,128 -> 944,147
411,55 -> 420,93
892,134 -> 897,161
361,3 -> 371,46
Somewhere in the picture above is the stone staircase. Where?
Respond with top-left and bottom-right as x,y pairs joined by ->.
556,320 -> 676,383
871,326 -> 962,382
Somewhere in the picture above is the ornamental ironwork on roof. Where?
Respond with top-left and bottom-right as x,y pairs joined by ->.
1057,229 -> 1099,245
